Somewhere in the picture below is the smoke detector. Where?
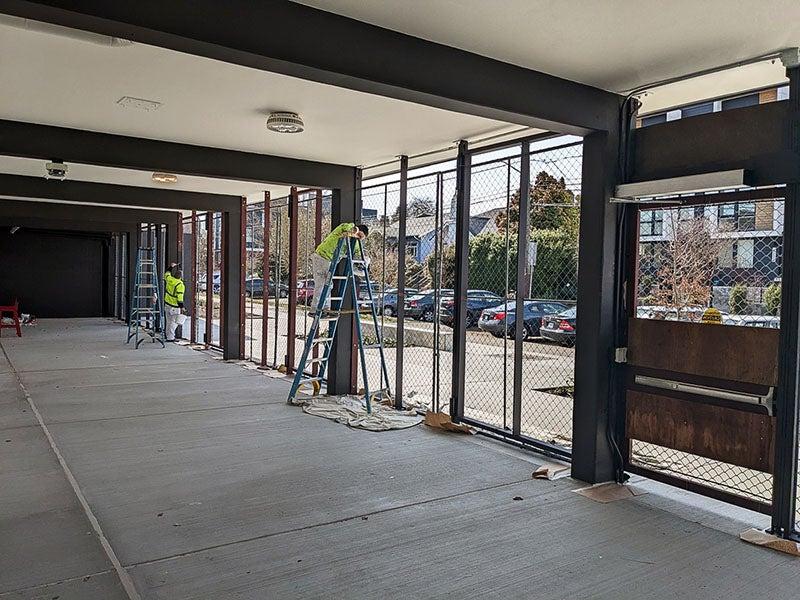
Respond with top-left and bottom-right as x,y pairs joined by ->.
266,111 -> 304,134
45,160 -> 68,180
152,172 -> 179,184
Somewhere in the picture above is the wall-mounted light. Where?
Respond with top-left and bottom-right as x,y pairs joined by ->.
152,172 -> 178,184
9,226 -> 20,234
266,111 -> 304,134
613,169 -> 751,204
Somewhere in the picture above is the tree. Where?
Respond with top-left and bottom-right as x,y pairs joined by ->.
467,232 -> 518,295
495,171 -> 579,236
426,243 -> 456,289
651,213 -> 723,319
529,229 -> 578,300
392,196 -> 435,222
729,283 -> 748,315
765,283 -> 781,316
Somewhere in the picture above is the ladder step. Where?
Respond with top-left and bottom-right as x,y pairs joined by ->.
314,337 -> 334,343
329,297 -> 344,302
363,344 -> 383,349
332,276 -> 348,280
139,284 -> 157,288
307,357 -> 328,364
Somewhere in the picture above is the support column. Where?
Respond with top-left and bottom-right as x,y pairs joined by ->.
328,169 -> 362,395
512,142 -> 531,435
771,61 -> 800,539
395,156 -> 409,409
571,126 -> 622,484
286,187 -> 299,373
239,198 -> 247,359
450,140 -> 470,421
312,189 -> 323,375
222,200 -> 245,359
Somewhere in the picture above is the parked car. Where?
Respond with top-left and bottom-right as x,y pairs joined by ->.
441,291 -> 505,328
405,289 -> 454,321
358,281 -> 382,300
297,279 -> 315,305
269,280 -> 289,298
478,300 -> 570,339
377,288 -> 418,317
244,277 -> 264,298
540,306 -> 577,346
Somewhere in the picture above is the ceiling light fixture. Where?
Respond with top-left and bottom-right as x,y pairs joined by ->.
152,172 -> 178,184
266,111 -> 304,134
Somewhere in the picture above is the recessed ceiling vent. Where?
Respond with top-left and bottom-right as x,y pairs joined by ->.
266,112 -> 304,134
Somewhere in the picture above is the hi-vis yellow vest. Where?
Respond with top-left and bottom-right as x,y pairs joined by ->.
164,272 -> 185,307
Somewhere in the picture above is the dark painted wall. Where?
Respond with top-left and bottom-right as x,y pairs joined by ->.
0,228 -> 109,317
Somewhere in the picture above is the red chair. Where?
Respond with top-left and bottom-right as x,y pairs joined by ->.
0,300 -> 21,337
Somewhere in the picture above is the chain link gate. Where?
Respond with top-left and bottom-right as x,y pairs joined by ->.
626,191 -> 786,512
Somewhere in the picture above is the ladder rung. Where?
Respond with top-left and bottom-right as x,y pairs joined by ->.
317,316 -> 338,322
139,284 -> 157,288
314,337 -> 334,343
357,300 -> 373,305
332,276 -> 347,280
352,260 -> 366,264
363,344 -> 382,349
329,297 -> 344,302
307,357 -> 328,364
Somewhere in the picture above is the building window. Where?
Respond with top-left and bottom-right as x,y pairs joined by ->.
640,210 -> 663,236
681,102 -> 714,118
718,242 -> 734,268
718,202 -> 755,231
736,239 -> 755,269
722,93 -> 759,110
641,113 -> 667,127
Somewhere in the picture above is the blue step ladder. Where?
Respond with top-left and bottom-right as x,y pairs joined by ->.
126,246 -> 165,348
288,237 -> 391,413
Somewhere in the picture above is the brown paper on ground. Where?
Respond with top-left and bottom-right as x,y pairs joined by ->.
740,528 -> 800,556
424,411 -> 476,434
573,482 -> 647,503
532,462 -> 571,480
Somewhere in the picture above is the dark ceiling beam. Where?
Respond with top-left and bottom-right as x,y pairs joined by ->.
0,0 -> 621,135
0,199 -> 178,224
0,119 -> 354,191
0,217 -> 132,234
0,173 -> 240,211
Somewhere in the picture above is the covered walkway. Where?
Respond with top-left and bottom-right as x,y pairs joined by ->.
1,319 -> 797,599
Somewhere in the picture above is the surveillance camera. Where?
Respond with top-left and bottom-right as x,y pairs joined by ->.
45,160 -> 68,180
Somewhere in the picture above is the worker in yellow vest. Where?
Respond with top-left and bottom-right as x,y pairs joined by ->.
310,222 -> 368,312
164,263 -> 186,342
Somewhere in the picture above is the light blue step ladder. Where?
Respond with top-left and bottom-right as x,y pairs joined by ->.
288,237 -> 391,413
126,246 -> 165,348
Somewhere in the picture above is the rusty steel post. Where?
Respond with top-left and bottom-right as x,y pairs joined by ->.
286,186 -> 299,373
205,211 -> 213,347
261,191 -> 271,367
190,211 -> 197,344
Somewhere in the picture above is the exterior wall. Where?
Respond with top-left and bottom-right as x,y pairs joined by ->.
0,228 -> 109,317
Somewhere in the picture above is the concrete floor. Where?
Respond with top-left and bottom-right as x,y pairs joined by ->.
1,319 -> 798,599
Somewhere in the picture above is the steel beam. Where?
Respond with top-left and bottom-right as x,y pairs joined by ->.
512,142 -> 531,436
286,187 -> 299,373
395,156 -> 408,410
771,64 -> 800,539
571,127 -> 622,484
0,1 -> 621,134
450,140 -> 470,422
0,172 -> 238,212
0,199 -> 178,224
0,119 -> 354,190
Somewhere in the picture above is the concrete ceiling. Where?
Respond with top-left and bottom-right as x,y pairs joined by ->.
298,0 -> 796,110
0,20 -> 523,184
